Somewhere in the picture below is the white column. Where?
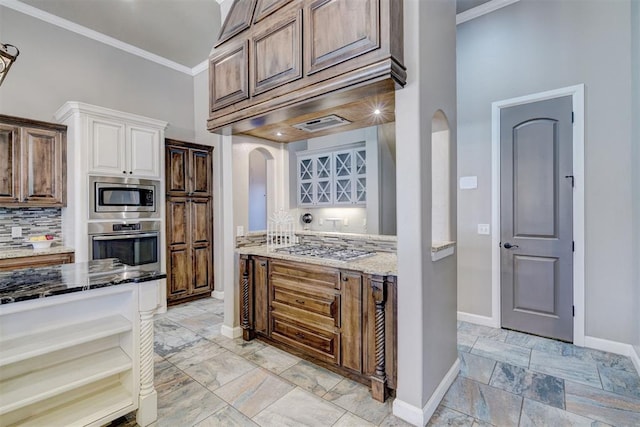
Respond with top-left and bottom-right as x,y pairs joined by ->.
137,281 -> 160,426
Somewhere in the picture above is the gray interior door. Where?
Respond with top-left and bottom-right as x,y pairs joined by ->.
500,96 -> 573,342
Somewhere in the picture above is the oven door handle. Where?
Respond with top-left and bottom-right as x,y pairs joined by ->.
92,233 -> 158,241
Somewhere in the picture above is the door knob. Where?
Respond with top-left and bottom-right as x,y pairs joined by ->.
503,242 -> 519,249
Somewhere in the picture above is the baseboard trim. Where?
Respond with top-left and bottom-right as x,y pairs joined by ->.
211,290 -> 224,300
221,325 -> 242,339
457,311 -> 499,328
584,335 -> 640,376
392,358 -> 460,426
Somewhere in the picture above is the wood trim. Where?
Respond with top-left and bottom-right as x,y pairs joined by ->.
0,252 -> 75,271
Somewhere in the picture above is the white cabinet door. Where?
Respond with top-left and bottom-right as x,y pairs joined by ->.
314,154 -> 332,205
354,148 -> 367,205
128,126 -> 160,178
333,148 -> 366,205
88,117 -> 126,176
298,155 -> 314,206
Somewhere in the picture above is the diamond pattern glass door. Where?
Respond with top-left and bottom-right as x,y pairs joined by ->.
299,158 -> 313,180
316,180 -> 332,204
355,150 -> 366,174
316,155 -> 331,179
335,152 -> 352,177
300,182 -> 313,204
335,178 -> 352,203
356,178 -> 366,203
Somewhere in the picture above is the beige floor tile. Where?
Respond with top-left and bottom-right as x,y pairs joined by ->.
156,380 -> 226,427
333,412 -> 376,426
195,405 -> 259,427
166,338 -> 226,370
212,335 -> 266,357
323,378 -> 392,425
184,349 -> 256,391
214,367 -> 295,417
245,345 -> 301,374
280,359 -> 343,396
252,387 -> 345,427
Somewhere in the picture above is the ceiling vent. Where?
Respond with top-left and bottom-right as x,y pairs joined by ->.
292,115 -> 351,133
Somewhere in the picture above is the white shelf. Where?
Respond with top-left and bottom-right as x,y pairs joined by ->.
0,347 -> 132,415
0,315 -> 131,367
15,381 -> 133,427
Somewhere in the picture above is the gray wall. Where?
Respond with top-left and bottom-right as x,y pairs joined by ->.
0,7 -> 195,141
632,0 -> 640,354
457,0 -> 636,344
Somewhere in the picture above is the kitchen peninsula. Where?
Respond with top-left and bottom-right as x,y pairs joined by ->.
0,259 -> 166,427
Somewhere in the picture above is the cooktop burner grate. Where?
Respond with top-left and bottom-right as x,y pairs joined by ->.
274,245 -> 374,261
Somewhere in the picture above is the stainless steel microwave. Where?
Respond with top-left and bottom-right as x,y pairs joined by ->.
89,176 -> 159,219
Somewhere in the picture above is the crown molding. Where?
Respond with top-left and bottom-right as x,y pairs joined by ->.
0,0 -> 199,75
191,59 -> 209,76
456,0 -> 520,25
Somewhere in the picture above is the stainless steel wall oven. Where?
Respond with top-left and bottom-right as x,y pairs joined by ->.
90,176 -> 159,219
88,221 -> 160,269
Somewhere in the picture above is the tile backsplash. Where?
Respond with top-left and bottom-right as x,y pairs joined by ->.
0,208 -> 62,249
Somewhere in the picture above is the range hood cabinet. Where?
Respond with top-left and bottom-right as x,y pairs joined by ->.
207,0 -> 405,142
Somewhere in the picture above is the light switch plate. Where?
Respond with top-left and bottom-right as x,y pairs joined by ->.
460,176 -> 478,190
236,226 -> 244,237
477,224 -> 490,235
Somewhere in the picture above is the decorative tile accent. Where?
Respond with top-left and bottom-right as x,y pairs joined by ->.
471,338 -> 531,368
0,207 -> 62,248
565,380 -> 640,426
195,405 -> 259,427
529,350 -> 602,388
213,368 -> 295,418
427,405 -> 475,426
252,387 -> 345,427
279,360 -> 343,397
459,352 -> 496,384
245,345 -> 300,374
520,398 -> 607,427
489,362 -> 565,409
323,378 -> 392,425
598,366 -> 640,399
441,376 -> 523,426
183,349 -> 256,391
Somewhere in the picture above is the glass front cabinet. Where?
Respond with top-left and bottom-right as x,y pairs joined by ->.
297,146 -> 366,207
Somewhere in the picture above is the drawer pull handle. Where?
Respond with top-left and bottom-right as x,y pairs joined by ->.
260,262 -> 267,267
342,277 -> 348,281
295,332 -> 305,339
295,299 -> 305,304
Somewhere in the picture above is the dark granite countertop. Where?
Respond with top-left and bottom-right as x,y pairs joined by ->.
0,259 -> 166,305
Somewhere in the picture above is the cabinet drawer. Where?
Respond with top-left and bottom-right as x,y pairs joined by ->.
271,314 -> 339,364
271,279 -> 338,320
270,260 -> 340,290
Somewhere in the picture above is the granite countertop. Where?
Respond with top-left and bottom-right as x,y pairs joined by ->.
237,246 -> 398,276
0,259 -> 167,305
0,245 -> 75,260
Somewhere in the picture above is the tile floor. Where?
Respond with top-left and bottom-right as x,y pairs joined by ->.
113,298 -> 640,426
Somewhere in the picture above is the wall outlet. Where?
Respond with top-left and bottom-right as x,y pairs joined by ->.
11,226 -> 22,238
477,224 -> 490,235
236,226 -> 244,237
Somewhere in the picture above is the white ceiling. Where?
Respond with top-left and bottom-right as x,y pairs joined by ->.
17,0 -> 221,69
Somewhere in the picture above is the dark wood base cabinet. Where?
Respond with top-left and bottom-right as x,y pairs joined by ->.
239,255 -> 397,401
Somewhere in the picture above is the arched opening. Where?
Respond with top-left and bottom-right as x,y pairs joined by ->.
248,149 -> 268,231
431,110 -> 452,244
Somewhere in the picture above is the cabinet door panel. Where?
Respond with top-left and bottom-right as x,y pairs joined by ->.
168,249 -> 190,297
253,0 -> 292,23
166,199 -> 189,246
129,126 -> 160,178
21,127 -> 64,205
254,258 -> 269,335
271,315 -> 339,364
252,10 -> 302,96
191,149 -> 212,196
210,41 -> 249,111
341,272 -> 362,372
192,246 -> 212,293
0,125 -> 20,203
216,0 -> 257,45
191,199 -> 211,244
166,146 -> 189,196
89,117 -> 126,175
306,0 -> 380,75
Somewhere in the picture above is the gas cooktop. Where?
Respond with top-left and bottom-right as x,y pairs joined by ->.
274,245 -> 375,262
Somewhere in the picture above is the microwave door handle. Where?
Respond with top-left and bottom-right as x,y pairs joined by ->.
92,233 -> 158,241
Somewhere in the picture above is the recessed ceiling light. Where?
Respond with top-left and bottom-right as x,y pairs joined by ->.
276,132 -> 283,136
373,109 -> 381,115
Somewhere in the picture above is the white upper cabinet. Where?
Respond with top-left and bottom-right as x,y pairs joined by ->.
88,114 -> 162,179
297,146 -> 366,207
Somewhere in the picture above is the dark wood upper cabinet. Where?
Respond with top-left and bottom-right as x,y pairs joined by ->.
306,0 -> 379,75
251,9 -> 302,96
209,40 -> 250,111
166,139 -> 212,198
216,0 -> 257,47
208,0 -> 405,140
0,115 -> 66,207
253,0 -> 293,23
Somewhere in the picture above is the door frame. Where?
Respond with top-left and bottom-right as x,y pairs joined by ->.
491,84 -> 585,346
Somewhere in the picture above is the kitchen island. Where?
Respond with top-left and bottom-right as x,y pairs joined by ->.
0,259 -> 166,427
237,245 -> 398,402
